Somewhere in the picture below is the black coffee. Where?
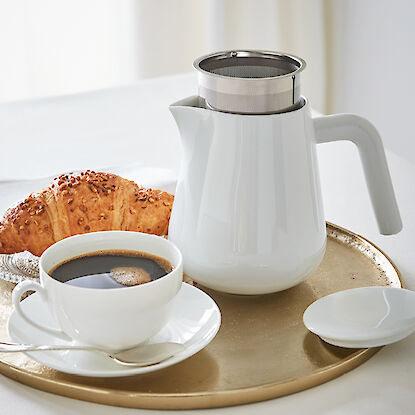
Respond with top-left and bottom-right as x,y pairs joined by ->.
50,250 -> 172,289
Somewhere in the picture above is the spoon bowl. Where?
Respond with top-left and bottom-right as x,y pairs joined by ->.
303,287 -> 415,348
109,342 -> 185,366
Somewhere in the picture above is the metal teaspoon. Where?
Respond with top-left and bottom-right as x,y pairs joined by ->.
0,341 -> 185,366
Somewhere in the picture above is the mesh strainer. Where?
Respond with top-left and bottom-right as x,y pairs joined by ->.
193,50 -> 305,114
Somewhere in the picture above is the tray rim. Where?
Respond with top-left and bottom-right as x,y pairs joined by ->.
0,222 -> 402,409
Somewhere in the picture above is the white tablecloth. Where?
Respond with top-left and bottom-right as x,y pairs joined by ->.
0,74 -> 414,415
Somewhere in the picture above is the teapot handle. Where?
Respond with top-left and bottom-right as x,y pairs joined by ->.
313,114 -> 402,235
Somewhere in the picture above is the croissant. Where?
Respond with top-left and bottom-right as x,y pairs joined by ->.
0,171 -> 174,256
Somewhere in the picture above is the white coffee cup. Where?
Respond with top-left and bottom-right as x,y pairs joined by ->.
11,231 -> 183,351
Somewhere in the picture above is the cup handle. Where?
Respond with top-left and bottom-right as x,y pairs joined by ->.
12,280 -> 71,342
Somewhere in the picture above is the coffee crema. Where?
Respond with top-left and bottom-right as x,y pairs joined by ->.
49,250 -> 173,289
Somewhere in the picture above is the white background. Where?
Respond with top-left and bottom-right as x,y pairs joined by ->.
1,0 -> 414,162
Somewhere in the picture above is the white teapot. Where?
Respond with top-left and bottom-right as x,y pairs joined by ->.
169,51 -> 402,295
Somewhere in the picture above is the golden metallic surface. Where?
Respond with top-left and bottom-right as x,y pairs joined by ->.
0,223 -> 402,409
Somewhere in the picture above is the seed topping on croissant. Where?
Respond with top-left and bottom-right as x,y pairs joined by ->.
0,171 -> 174,256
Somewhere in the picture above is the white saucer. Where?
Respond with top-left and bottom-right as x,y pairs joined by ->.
7,283 -> 221,377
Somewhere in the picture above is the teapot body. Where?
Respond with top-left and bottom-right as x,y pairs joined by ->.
169,97 -> 326,294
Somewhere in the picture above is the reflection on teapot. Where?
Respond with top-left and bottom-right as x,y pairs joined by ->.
169,51 -> 402,295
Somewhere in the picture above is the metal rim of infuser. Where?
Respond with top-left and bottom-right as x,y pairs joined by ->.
193,50 -> 306,114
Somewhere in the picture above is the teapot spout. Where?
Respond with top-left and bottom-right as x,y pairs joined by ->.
169,96 -> 210,143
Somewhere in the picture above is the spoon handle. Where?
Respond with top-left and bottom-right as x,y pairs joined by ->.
0,341 -> 97,353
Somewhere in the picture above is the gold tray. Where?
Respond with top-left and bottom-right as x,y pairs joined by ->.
0,223 -> 402,409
